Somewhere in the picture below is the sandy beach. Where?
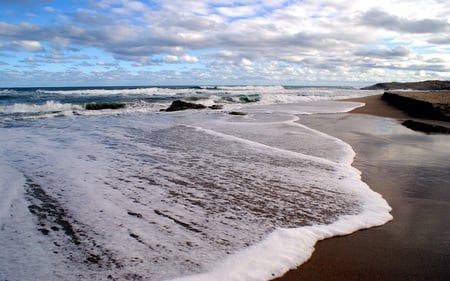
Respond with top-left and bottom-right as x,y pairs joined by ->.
273,94 -> 450,281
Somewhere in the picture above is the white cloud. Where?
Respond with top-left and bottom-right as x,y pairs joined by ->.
241,58 -> 253,66
20,40 -> 44,52
1,0 -> 449,85
44,6 -> 56,12
163,55 -> 179,63
0,40 -> 44,52
182,55 -> 198,63
215,4 -> 261,18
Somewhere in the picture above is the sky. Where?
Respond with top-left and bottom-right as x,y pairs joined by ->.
0,0 -> 449,87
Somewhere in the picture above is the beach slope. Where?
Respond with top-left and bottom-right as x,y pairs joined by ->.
273,94 -> 450,281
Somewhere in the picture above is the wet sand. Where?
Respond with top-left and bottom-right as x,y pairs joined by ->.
273,95 -> 450,281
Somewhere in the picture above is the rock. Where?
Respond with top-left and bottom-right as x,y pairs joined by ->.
382,91 -> 450,121
209,104 -> 224,110
228,111 -> 247,115
85,102 -> 126,110
165,100 -> 207,111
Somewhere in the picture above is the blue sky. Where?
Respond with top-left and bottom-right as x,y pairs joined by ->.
0,0 -> 449,87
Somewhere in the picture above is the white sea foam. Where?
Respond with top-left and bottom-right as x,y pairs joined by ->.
0,100 -> 82,114
168,137 -> 392,281
0,89 -> 391,281
0,158 -> 25,226
173,198 -> 391,281
208,85 -> 286,92
0,89 -> 18,95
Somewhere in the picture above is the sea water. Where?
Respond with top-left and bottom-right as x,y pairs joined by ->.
0,86 -> 391,281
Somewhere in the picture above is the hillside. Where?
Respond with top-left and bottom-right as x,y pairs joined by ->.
361,80 -> 450,90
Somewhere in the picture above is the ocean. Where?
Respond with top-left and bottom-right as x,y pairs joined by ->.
0,86 -> 392,281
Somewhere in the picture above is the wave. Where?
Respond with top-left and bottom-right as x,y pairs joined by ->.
36,87 -> 162,96
0,101 -> 82,114
201,85 -> 286,91
35,86 -> 286,97
0,89 -> 18,95
0,87 -> 382,123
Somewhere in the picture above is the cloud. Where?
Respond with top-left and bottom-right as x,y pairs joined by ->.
354,46 -> 412,58
1,0 -> 449,86
360,9 -> 449,34
241,58 -> 253,66
428,36 -> 450,44
0,40 -> 44,52
163,55 -> 178,63
162,54 -> 199,63
0,0 -> 33,4
96,61 -> 118,67
18,57 -> 40,66
182,55 -> 199,63
215,4 -> 261,18
0,21 -> 43,40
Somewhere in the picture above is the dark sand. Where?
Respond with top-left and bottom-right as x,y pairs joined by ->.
273,95 -> 450,281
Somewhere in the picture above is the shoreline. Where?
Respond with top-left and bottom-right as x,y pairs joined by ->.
273,94 -> 450,281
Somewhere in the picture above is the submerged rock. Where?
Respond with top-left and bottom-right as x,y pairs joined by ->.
209,104 -> 224,110
165,100 -> 207,111
228,111 -> 247,115
85,102 -> 126,110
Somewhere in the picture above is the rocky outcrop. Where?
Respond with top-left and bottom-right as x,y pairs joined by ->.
163,100 -> 225,111
382,91 -> 450,121
208,104 -> 224,110
85,102 -> 126,110
362,80 -> 450,90
164,100 -> 207,111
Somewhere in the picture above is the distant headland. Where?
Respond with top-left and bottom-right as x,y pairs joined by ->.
361,80 -> 450,91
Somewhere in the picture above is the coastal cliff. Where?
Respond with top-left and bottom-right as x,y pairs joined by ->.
381,91 -> 450,121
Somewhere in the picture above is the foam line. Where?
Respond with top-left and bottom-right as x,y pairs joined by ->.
186,124 -> 345,168
169,169 -> 392,281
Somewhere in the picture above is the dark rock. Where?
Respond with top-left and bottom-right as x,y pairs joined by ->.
228,111 -> 247,115
130,233 -> 140,239
209,104 -> 224,110
85,102 -> 126,110
382,92 -> 450,121
165,100 -> 207,111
